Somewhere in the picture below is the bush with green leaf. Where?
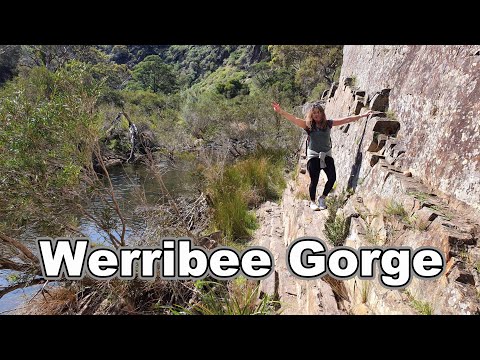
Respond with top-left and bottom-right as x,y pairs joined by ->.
324,192 -> 350,246
177,278 -> 278,315
0,63 -> 103,232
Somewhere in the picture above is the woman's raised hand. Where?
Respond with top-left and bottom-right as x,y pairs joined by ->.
272,102 -> 282,113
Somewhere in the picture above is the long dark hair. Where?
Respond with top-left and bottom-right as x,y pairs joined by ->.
305,102 -> 327,131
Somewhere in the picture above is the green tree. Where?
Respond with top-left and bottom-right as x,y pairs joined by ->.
0,62 -> 103,234
20,45 -> 106,71
269,45 -> 343,98
111,45 -> 132,64
216,76 -> 249,98
91,62 -> 130,90
129,55 -> 179,94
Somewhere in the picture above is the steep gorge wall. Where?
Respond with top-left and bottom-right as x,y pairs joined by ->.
321,45 -> 480,314
326,45 -> 480,214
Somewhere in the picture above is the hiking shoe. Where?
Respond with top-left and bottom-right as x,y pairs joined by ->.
318,196 -> 327,210
309,201 -> 320,211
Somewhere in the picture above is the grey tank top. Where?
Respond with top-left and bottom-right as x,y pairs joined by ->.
307,120 -> 333,153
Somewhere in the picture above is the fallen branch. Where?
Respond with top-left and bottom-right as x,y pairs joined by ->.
0,258 -> 37,272
0,232 -> 39,264
0,278 -> 46,300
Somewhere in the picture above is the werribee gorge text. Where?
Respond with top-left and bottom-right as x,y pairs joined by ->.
37,237 -> 445,289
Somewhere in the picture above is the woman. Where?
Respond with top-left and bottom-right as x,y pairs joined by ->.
272,101 -> 375,211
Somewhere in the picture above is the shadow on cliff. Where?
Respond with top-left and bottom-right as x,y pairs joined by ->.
347,119 -> 368,190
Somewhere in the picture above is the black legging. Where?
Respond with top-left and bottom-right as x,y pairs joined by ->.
306,156 -> 336,201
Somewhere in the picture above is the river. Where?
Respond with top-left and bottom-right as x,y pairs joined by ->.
0,159 -> 199,314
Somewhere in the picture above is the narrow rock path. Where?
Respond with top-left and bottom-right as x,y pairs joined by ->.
254,152 -> 347,314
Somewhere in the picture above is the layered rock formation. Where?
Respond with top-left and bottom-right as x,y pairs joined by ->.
329,45 -> 480,215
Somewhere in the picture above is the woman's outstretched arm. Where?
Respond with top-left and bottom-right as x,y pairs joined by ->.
331,110 -> 378,126
272,102 -> 308,130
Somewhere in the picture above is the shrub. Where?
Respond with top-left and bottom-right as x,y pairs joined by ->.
324,192 -> 349,246
0,63 -> 102,232
208,149 -> 286,242
325,213 -> 349,246
178,278 -> 278,315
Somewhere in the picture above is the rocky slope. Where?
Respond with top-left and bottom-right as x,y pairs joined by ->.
254,168 -> 345,315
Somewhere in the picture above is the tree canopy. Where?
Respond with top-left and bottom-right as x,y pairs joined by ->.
129,55 -> 179,94
269,45 -> 342,98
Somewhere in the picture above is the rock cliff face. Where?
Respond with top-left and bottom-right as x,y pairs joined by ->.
256,45 -> 480,315
322,45 -> 480,314
327,45 -> 480,215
